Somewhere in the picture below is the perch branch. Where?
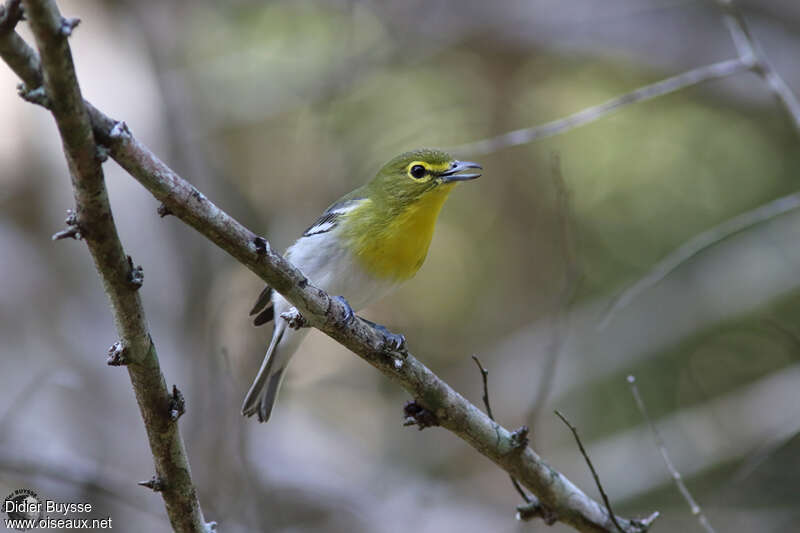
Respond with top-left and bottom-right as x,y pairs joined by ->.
13,1 -> 209,531
627,376 -> 715,533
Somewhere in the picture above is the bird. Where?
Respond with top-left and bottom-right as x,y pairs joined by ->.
241,148 -> 482,422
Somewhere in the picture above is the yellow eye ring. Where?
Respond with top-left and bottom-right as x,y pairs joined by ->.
408,163 -> 428,180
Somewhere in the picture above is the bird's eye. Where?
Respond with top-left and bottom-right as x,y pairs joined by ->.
410,165 -> 426,179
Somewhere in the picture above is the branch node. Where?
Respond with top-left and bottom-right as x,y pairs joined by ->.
632,511 -> 661,530
17,82 -> 49,107
516,501 -> 558,524
109,120 -> 131,141
95,143 -> 109,163
138,476 -> 165,492
106,341 -> 129,366
509,425 -> 529,450
252,236 -> 269,256
402,400 -> 439,430
52,209 -> 82,240
59,16 -> 80,37
157,203 -> 172,218
125,255 -> 144,289
280,307 -> 308,330
169,384 -> 186,421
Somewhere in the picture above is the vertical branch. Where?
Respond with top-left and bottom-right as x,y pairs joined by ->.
627,376 -> 716,533
20,0 -> 209,531
527,153 -> 581,434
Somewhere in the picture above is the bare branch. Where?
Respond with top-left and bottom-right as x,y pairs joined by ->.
15,1 -> 209,531
627,376 -> 716,533
555,410 -> 628,533
0,23 -> 660,533
452,57 -> 750,156
715,0 -> 800,134
601,190 -> 800,327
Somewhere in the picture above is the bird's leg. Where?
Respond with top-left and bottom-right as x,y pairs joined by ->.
280,307 -> 308,330
360,317 -> 407,355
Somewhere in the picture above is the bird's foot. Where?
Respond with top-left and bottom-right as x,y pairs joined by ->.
361,318 -> 407,355
333,295 -> 355,325
280,307 -> 308,330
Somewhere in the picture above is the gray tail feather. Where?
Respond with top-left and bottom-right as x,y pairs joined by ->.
242,328 -> 286,423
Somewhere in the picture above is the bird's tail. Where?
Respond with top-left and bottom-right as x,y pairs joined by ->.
241,324 -> 289,423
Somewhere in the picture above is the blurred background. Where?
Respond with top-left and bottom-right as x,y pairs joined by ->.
1,0 -> 799,531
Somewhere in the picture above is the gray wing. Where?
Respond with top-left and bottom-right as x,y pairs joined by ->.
302,198 -> 364,237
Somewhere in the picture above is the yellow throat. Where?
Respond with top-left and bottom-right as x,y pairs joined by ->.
344,184 -> 455,281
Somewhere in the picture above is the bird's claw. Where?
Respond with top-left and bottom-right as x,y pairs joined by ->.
334,295 -> 355,325
280,308 -> 308,330
382,332 -> 406,354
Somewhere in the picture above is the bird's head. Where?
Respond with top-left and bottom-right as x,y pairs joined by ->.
366,149 -> 482,208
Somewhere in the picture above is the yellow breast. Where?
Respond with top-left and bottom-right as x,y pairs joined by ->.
345,186 -> 454,281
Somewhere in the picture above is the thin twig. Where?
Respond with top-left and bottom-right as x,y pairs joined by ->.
714,0 -> 800,135
555,410 -> 626,533
452,57 -> 750,156
17,1 -> 209,531
471,355 -> 532,505
627,376 -> 716,533
601,190 -> 800,327
527,153 -> 581,433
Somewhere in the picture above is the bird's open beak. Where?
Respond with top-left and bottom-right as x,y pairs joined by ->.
439,160 -> 482,183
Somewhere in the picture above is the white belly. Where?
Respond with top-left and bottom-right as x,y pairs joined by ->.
273,232 -> 398,318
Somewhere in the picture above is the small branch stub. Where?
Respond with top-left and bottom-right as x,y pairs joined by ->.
517,501 -> 558,525
106,341 -> 128,366
280,308 -> 308,330
157,203 -> 172,218
138,476 -> 165,492
59,16 -> 79,36
108,120 -> 131,141
169,385 -> 185,421
51,209 -> 82,240
252,236 -> 268,256
16,82 -> 49,107
510,426 -> 530,450
126,255 -> 143,289
95,143 -> 109,163
403,400 -> 440,430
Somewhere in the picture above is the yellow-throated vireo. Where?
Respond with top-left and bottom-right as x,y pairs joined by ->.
242,149 -> 482,422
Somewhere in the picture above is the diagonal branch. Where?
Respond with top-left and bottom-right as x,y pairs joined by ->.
14,1 -> 210,532
0,11 -> 657,532
453,1 -> 800,157
600,190 -> 800,327
555,410 -> 627,533
627,376 -> 716,533
452,57 -> 751,156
